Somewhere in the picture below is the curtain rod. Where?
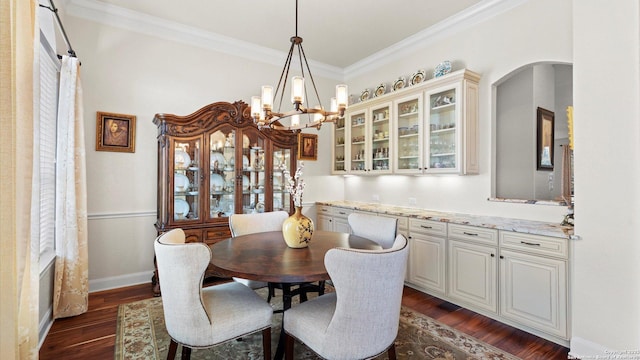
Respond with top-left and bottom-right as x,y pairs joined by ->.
39,0 -> 77,59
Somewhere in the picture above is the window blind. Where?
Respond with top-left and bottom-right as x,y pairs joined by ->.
38,35 -> 59,256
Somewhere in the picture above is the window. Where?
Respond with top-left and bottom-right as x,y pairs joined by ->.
38,32 -> 59,270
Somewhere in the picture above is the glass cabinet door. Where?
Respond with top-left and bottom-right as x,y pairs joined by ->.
240,130 -> 267,214
332,117 -> 346,173
208,128 -> 236,219
369,103 -> 392,173
427,87 -> 459,172
394,95 -> 423,173
173,136 -> 202,222
349,110 -> 367,173
273,147 -> 291,213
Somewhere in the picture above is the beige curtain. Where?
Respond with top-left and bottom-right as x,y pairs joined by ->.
53,56 -> 89,319
0,0 -> 39,358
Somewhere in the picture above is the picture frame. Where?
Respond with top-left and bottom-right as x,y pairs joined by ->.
298,133 -> 318,161
536,107 -> 554,171
96,111 -> 136,153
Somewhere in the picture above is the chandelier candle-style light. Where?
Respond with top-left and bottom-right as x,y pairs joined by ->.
251,0 -> 348,131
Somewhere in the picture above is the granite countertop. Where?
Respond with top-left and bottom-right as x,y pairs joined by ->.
316,200 -> 574,239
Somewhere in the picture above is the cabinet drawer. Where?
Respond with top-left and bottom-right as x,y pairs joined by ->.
449,224 -> 498,246
317,205 -> 333,216
203,228 -> 231,245
332,207 -> 353,219
379,214 -> 408,231
500,231 -> 568,259
409,219 -> 447,237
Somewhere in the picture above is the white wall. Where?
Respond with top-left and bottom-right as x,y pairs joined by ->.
571,0 -> 640,356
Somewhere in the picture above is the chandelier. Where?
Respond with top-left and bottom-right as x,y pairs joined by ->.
251,0 -> 348,131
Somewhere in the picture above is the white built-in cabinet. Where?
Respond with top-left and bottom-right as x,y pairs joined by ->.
316,204 -> 570,346
499,231 -> 568,339
408,219 -> 447,295
332,69 -> 480,175
316,205 -> 352,233
447,224 -> 499,313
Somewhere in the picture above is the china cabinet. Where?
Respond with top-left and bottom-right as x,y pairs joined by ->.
152,101 -> 298,295
336,69 -> 479,175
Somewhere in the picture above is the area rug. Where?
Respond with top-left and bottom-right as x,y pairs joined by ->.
115,288 -> 520,359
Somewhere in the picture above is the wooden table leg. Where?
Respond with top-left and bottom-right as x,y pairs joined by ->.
274,283 -> 292,360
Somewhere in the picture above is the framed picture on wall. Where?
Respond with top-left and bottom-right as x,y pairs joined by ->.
96,111 -> 136,153
536,107 -> 554,171
298,133 -> 318,161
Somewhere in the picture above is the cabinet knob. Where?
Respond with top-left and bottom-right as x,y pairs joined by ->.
499,255 -> 504,259
490,253 -> 495,257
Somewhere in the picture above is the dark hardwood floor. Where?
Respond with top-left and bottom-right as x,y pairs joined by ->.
39,279 -> 569,359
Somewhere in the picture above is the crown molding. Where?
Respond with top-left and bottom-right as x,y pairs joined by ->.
65,0 -> 526,82
343,0 -> 529,80
64,0 -> 345,80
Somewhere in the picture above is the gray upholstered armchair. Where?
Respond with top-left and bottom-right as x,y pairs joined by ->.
154,229 -> 273,360
229,211 -> 289,299
348,212 -> 398,249
283,234 -> 409,360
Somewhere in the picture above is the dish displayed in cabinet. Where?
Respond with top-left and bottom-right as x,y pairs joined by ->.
174,174 -> 190,192
242,155 -> 249,169
210,152 -> 226,169
175,150 -> 191,169
174,199 -> 189,218
242,175 -> 250,191
374,83 -> 386,97
210,173 -> 224,192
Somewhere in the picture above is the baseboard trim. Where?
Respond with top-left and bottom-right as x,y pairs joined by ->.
89,271 -> 154,293
569,336 -> 608,358
38,307 -> 53,350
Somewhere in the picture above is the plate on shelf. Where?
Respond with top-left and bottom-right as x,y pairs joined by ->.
243,155 -> 250,169
360,89 -> 370,102
175,150 -> 191,169
410,69 -> 426,85
273,197 -> 282,210
174,174 -> 190,192
210,173 -> 224,192
392,77 -> 406,91
174,199 -> 189,219
374,83 -> 386,97
210,152 -> 226,170
242,175 -> 250,191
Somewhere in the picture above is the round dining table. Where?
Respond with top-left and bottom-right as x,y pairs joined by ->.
209,230 -> 381,283
209,230 -> 380,360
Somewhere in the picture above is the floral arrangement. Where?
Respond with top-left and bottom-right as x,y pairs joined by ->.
281,161 -> 305,208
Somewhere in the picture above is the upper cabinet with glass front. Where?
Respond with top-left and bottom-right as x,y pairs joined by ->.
337,69 -> 479,176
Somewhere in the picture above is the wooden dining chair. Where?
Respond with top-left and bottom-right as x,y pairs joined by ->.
348,212 -> 398,249
154,229 -> 273,360
283,234 -> 409,360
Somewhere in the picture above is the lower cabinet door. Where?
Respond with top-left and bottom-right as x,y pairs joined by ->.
499,249 -> 568,339
448,239 -> 497,313
333,217 -> 351,233
409,233 -> 446,294
317,214 -> 332,231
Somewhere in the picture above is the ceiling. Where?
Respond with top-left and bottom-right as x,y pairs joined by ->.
85,0 -> 484,69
